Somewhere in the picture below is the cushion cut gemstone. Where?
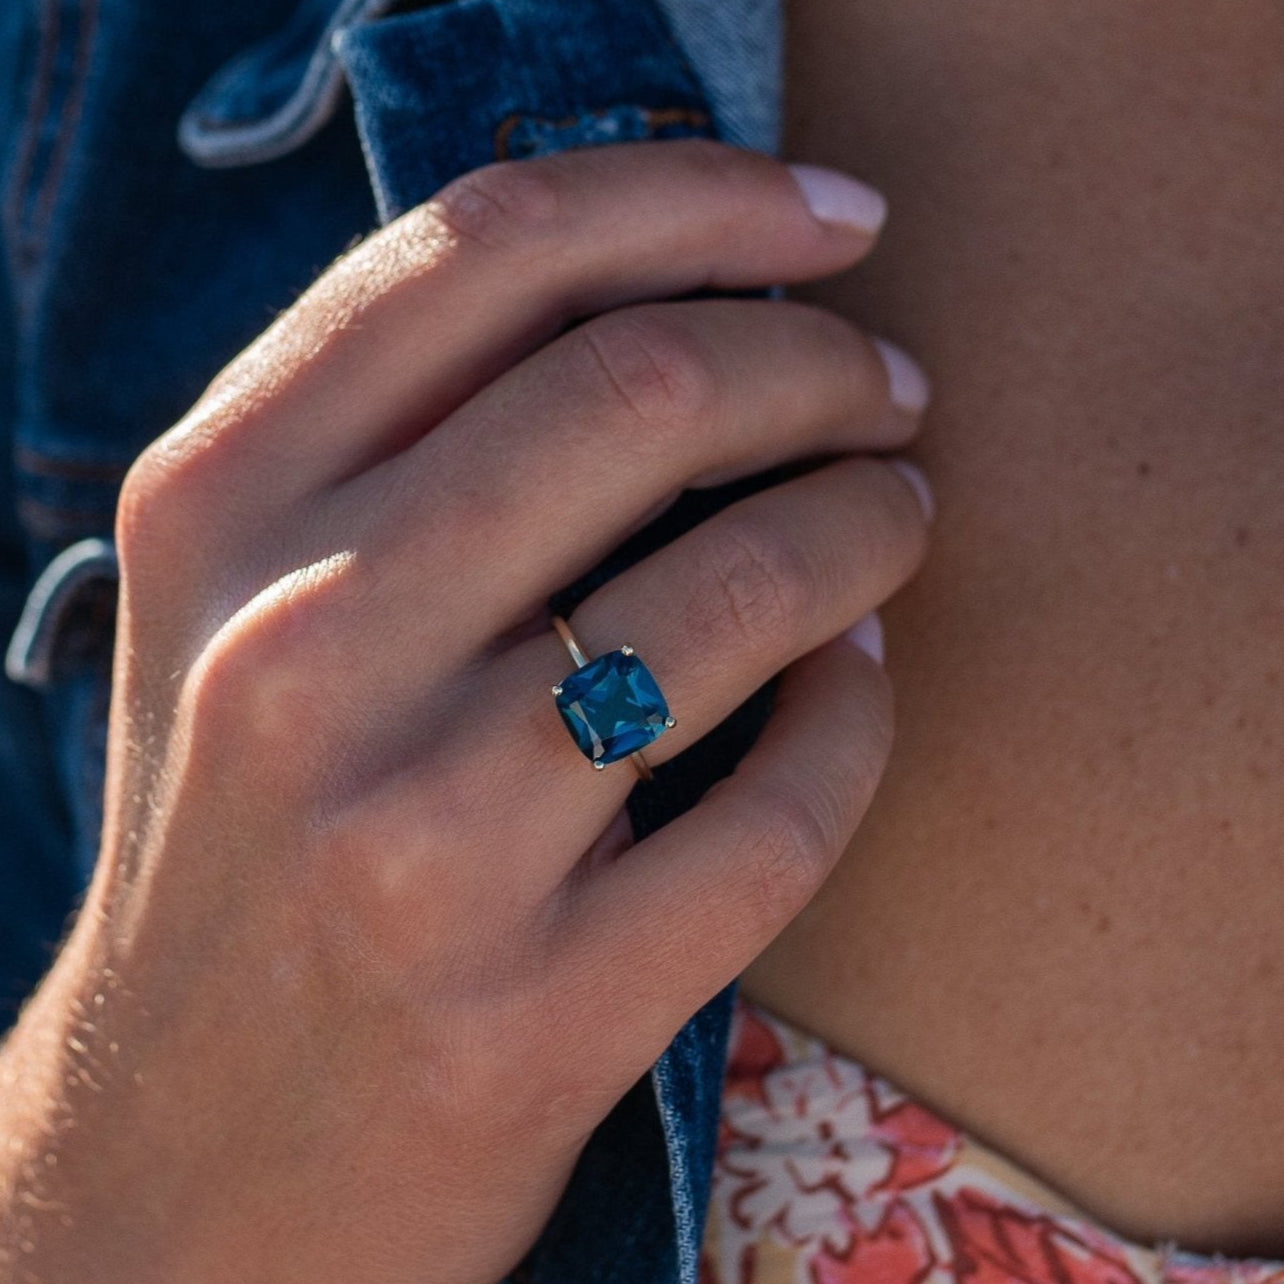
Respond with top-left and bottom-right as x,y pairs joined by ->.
555,648 -> 671,767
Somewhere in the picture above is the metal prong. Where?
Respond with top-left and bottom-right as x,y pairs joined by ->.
593,760 -> 606,770
551,684 -> 563,696
664,716 -> 677,728
620,644 -> 634,656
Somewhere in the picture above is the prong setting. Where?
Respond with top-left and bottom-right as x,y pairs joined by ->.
664,716 -> 677,728
551,633 -> 670,770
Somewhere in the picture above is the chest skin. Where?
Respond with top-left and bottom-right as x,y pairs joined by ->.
739,0 -> 1284,1256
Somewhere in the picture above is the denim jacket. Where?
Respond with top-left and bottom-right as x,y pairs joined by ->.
0,1 -> 781,1278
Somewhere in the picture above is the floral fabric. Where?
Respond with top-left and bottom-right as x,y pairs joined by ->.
698,995 -> 1284,1284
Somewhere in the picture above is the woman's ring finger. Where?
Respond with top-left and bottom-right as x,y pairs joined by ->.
419,453 -> 930,889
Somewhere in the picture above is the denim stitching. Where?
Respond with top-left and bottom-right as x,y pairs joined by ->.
4,0 -> 101,323
493,106 -> 711,160
28,0 -> 99,255
17,497 -> 117,542
15,445 -> 130,483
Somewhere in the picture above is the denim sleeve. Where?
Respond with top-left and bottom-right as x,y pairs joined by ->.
0,0 -> 379,1021
0,293 -> 78,1026
0,4 -> 80,1027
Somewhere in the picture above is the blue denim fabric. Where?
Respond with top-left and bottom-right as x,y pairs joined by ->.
173,0 -> 780,165
0,1 -> 782,1279
653,0 -> 780,159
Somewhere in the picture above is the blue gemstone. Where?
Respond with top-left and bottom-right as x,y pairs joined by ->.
554,648 -> 671,767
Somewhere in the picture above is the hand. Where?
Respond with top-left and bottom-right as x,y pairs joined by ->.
0,140 -> 929,1283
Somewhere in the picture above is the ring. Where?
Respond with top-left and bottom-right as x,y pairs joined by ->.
549,615 -> 676,781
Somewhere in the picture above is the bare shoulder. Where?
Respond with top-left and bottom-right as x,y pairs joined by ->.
747,0 -> 1284,1256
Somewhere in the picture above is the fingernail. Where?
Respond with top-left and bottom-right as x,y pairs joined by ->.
845,612 -> 885,664
787,163 -> 888,234
887,457 -> 935,523
873,337 -> 931,413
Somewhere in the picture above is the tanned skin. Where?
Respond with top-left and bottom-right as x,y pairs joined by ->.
745,0 -> 1284,1255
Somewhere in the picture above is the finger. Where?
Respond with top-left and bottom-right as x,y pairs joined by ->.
333,298 -> 926,676
563,455 -> 926,772
546,630 -> 894,1077
166,141 -> 890,495
385,454 -> 926,894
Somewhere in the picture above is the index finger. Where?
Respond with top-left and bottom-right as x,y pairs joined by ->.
173,140 -> 889,496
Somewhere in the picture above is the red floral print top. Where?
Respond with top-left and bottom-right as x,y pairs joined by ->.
698,995 -> 1284,1284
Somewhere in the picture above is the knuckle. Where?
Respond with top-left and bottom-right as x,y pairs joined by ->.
430,1006 -> 599,1150
573,307 -> 718,436
116,404 -> 255,567
855,329 -> 897,411
454,999 -> 559,1112
116,462 -> 204,579
766,785 -> 841,874
425,159 -> 564,253
669,136 -> 764,193
836,673 -> 896,801
820,312 -> 887,407
661,140 -> 792,253
181,563 -> 355,767
184,616 -> 287,742
855,459 -> 932,583
115,449 -> 175,563
692,517 -> 809,649
737,785 -> 839,926
302,796 -> 473,975
772,303 -> 890,421
879,463 -> 933,561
